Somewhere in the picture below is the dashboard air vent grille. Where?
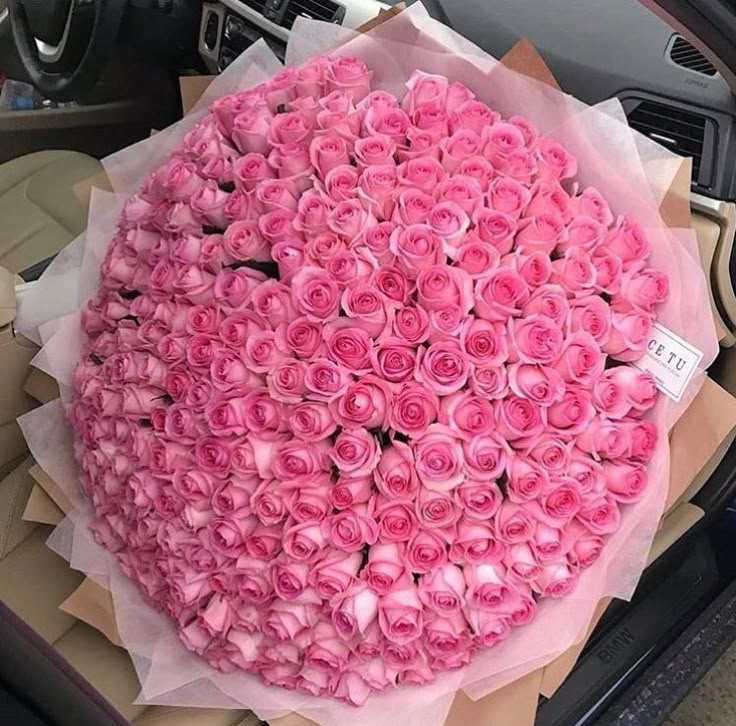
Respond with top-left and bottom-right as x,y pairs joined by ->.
282,0 -> 341,29
669,35 -> 718,77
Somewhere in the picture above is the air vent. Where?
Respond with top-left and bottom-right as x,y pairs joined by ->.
240,0 -> 268,14
624,98 -> 717,190
668,35 -> 718,77
282,0 -> 341,29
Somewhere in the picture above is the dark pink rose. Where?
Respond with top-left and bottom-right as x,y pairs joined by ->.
416,340 -> 471,395
331,429 -> 381,477
474,268 -> 529,321
413,425 -> 464,492
487,176 -> 532,218
390,382 -> 440,436
605,215 -> 651,267
322,504 -> 379,552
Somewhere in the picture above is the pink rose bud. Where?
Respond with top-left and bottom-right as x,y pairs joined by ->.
378,585 -> 424,645
375,442 -> 419,500
418,563 -> 466,615
331,582 -> 380,641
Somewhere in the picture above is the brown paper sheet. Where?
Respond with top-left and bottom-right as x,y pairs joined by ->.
71,170 -> 113,211
23,483 -> 64,525
180,75 -> 217,116
23,368 -> 60,404
658,157 -> 693,229
29,463 -> 72,515
60,577 -> 123,647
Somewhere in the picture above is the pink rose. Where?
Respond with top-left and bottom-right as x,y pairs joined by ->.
569,295 -> 612,346
450,518 -> 505,565
331,429 -> 380,477
455,241 -> 500,277
185,334 -> 217,370
376,499 -> 419,544
390,225 -> 444,277
208,515 -> 256,559
324,164 -> 359,202
231,106 -> 273,155
285,478 -> 333,522
568,452 -> 605,496
372,265 -> 411,306
504,544 -> 542,584
174,264 -> 216,305
152,158 -> 203,201
474,268 -> 529,321
358,221 -> 395,263
525,181 -> 571,222
280,316 -> 323,359
418,564 -> 466,615
606,367 -> 658,412
326,56 -> 372,100
397,156 -> 446,193
416,264 -> 473,313
411,101 -> 449,135
375,442 -> 418,500
214,267 -> 265,311
415,488 -> 462,530
309,135 -> 349,179
290,266 -> 340,321
592,248 -> 624,295
534,562 -> 578,598
451,99 -> 500,135
331,375 -> 391,429
244,330 -> 289,373
267,112 -> 313,147
510,315 -> 565,365
576,417 -> 631,460
570,187 -> 614,226
522,285 -> 570,327
403,70 -> 448,114
364,105 -> 411,141
487,176 -> 532,218
287,401 -> 336,441
463,563 -> 511,611
435,174 -> 485,215
416,340 -> 471,395
440,130 -> 483,173
327,199 -> 372,240
310,550 -> 362,599
390,382 -> 440,436
551,247 -> 596,294
560,216 -> 607,254
509,251 -> 553,290
428,307 -> 471,343
427,201 -> 470,252
440,391 -> 495,440
329,475 -> 373,510
533,523 -> 564,563
392,188 -> 435,226
482,122 -> 526,166
458,155 -> 495,190
455,480 -> 502,520
363,543 -> 409,595
413,425 -> 464,492
271,559 -> 310,600
326,249 -> 377,285
547,385 -> 596,437
304,359 -> 350,402
393,305 -> 430,345
605,215 -> 651,266
555,332 -> 605,386
354,134 -> 397,166
341,284 -> 390,337
469,365 -> 509,399
603,308 -> 654,362
516,213 -> 568,255
325,323 -> 372,371
424,614 -> 475,671
271,239 -> 307,282
331,583 -> 379,641
232,152 -> 275,192
241,389 -> 287,440
603,460 -> 648,502
577,495 -> 621,535
471,208 -> 517,255
534,478 -> 583,526
496,502 -> 537,544
536,137 -> 577,181
294,191 -> 330,239
616,266 -> 669,312
627,420 -> 658,462
268,142 -> 313,180
378,585 -> 424,645
406,530 -> 448,574
494,395 -> 545,442
322,504 -> 379,552
465,609 -> 511,648
370,338 -> 416,383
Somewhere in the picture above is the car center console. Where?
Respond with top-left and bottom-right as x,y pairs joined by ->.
199,0 -> 387,72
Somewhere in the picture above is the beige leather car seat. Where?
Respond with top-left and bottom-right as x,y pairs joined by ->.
0,150 -> 102,274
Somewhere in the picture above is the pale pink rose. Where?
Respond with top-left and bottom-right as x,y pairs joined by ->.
294,57 -> 328,98
389,225 -> 444,277
413,424 -> 465,492
354,134 -> 397,167
240,389 -> 287,440
209,349 -> 249,391
268,142 -> 313,185
516,213 -> 568,255
458,155 -> 496,191
247,522 -> 286,560
504,543 -> 542,584
440,391 -> 495,440
525,181 -> 571,222
397,128 -> 441,162
416,340 -> 471,395
358,221 -> 395,263
243,330 -> 289,374
306,231 -> 348,266
450,518 -> 505,565
327,199 -> 373,240
195,436 -> 233,474
370,338 -> 416,384
390,382 -> 440,436
280,316 -> 322,359
231,152 -> 274,192
576,417 -> 631,460
487,176 -> 532,218
533,522 -> 564,563
469,365 -> 509,400
471,208 -> 517,255
465,608 -> 511,648
362,542 -> 409,596
451,99 -> 500,135
627,420 -> 658,462
521,285 -> 570,327
255,178 -> 300,215
508,250 -> 553,290
440,130 -> 483,173
186,305 -> 220,336
327,248 -> 378,285
428,306 -> 472,343
547,385 -> 596,437
605,215 -> 651,267
570,186 -> 614,226
463,562 -> 512,611
325,322 -> 372,371
536,137 -> 577,181
555,332 -> 605,386
323,164 -> 359,202
331,375 -> 391,430
494,395 -> 545,442
455,480 -> 503,520
214,267 -> 265,311
357,164 -> 397,218
363,105 -> 411,141
378,585 -> 424,645
568,452 -> 605,496
577,495 -> 621,535
284,477 -> 333,522
603,308 -> 654,362
510,314 -> 565,365
322,503 -> 379,552
534,478 -> 583,526
560,216 -> 607,254
496,502 -> 537,545
424,613 -> 475,671
392,188 -> 435,226
565,521 -> 605,570
231,106 -> 273,155
415,488 -> 462,530
411,101 -> 450,136
271,558 -> 311,601
482,122 -> 526,166
208,515 -> 257,559
287,401 -> 336,441
304,358 -> 351,402
458,319 -> 507,367
331,583 -> 380,641
427,201 -> 470,252
331,429 -> 381,477
534,562 -> 578,598
267,111 -> 313,147
474,268 -> 529,321
592,374 -> 632,419
455,241 -> 500,278
551,247 -> 597,294
606,367 -> 658,412
263,67 -> 297,111
174,264 -> 216,305
615,266 -> 669,312
272,239 -> 307,282
418,565 -> 466,618
397,155 -> 446,193
416,264 -> 473,313
592,248 -> 624,295
309,550 -> 362,599
602,460 -> 648,503
326,56 -> 372,100
569,295 -> 612,346
309,135 -> 349,179
374,442 -> 418,500
403,70 -> 449,114
290,266 -> 340,321
152,158 -> 203,201
525,435 -> 571,473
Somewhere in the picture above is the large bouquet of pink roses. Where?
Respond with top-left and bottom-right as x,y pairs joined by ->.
16,4 -> 716,723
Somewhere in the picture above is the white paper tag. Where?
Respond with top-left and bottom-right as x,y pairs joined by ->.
631,323 -> 703,402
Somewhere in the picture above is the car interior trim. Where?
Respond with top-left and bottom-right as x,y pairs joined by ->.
34,0 -> 75,65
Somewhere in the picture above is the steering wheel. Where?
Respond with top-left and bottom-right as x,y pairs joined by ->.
8,0 -> 127,100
